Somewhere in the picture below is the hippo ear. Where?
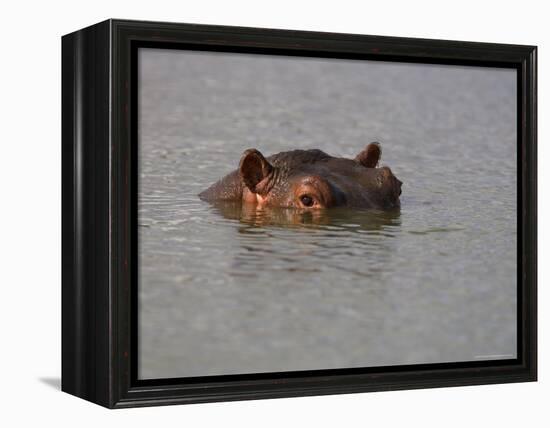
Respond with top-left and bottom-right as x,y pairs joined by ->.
239,149 -> 273,194
355,142 -> 381,168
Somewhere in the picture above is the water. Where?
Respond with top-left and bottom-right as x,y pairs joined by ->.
138,49 -> 517,379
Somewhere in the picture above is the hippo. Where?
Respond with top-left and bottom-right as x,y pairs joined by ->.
199,143 -> 402,210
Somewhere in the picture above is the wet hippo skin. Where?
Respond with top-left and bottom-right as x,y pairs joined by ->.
199,143 -> 402,210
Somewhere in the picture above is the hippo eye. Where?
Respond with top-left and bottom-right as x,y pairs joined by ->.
300,195 -> 314,207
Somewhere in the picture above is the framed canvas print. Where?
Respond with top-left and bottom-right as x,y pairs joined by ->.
61,19 -> 537,408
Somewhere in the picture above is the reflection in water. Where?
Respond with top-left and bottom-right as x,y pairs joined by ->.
207,201 -> 402,282
209,200 -> 401,230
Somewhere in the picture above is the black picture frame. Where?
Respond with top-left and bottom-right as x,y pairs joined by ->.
62,19 -> 537,408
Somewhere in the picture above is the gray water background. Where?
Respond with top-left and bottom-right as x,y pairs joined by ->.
138,48 -> 517,379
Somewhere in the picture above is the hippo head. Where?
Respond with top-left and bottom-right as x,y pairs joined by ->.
199,143 -> 402,210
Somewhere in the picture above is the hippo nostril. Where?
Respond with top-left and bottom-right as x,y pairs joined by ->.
396,178 -> 402,189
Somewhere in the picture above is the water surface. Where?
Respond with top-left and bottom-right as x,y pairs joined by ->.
138,49 -> 517,379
